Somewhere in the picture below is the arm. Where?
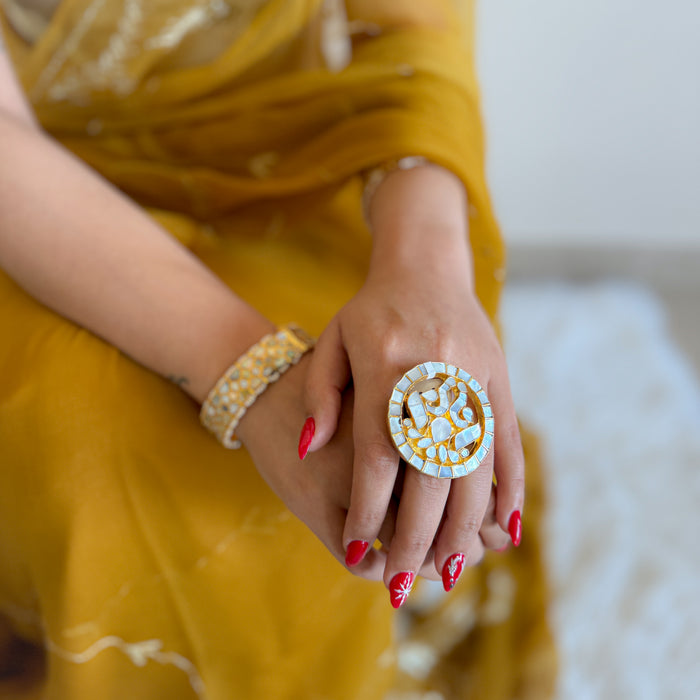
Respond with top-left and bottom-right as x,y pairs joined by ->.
304,163 -> 524,599
0,51 -> 273,403
0,47 -> 36,126
0,51 -> 395,582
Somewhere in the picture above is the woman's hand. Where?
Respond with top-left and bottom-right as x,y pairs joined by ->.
301,164 -> 524,604
237,349 -> 502,588
236,353 -> 403,581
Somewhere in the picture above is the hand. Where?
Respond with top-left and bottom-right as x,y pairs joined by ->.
302,187 -> 524,603
236,353 -> 405,581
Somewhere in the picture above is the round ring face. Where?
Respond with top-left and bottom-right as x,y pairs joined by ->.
387,362 -> 494,479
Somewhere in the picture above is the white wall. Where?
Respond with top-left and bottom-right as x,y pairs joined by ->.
477,0 -> 700,249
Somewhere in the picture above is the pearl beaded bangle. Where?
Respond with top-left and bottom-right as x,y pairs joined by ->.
200,324 -> 315,448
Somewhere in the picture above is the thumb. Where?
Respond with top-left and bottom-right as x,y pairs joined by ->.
299,317 -> 351,458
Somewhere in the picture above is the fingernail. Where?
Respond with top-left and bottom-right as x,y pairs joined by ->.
389,572 -> 415,609
298,417 -> 315,460
345,540 -> 369,568
442,553 -> 465,592
508,510 -> 522,547
496,544 -> 509,553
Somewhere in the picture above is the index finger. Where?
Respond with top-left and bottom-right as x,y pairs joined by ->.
342,376 -> 400,569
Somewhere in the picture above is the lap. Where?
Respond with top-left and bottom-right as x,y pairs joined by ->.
0,267 -> 393,700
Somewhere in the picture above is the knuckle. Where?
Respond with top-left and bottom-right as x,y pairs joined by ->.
416,473 -> 449,497
357,439 -> 397,475
397,529 -> 434,556
346,506 -> 383,536
452,514 -> 482,543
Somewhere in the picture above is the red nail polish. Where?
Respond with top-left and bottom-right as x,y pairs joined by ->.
345,540 -> 369,567
298,417 -> 315,460
442,553 -> 465,592
495,544 -> 509,553
389,572 -> 415,609
508,510 -> 522,547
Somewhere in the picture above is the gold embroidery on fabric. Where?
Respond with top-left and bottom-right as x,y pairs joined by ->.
397,641 -> 438,680
32,0 -> 108,101
247,150 -> 279,178
47,0 -> 143,101
34,0 -> 266,104
481,567 -> 516,625
1,0 -> 51,43
144,0 -> 229,50
320,0 -> 351,72
59,580 -> 145,639
47,635 -> 206,698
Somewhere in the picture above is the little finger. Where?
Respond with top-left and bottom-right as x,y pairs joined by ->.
478,483 -> 510,551
489,373 -> 525,547
299,318 -> 351,459
343,379 -> 400,569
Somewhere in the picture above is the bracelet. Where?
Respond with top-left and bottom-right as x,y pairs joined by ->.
200,324 -> 315,449
362,155 -> 429,226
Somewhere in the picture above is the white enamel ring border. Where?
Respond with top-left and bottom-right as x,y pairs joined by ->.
387,362 -> 494,479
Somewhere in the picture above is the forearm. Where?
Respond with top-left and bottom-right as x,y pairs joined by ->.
366,163 -> 474,290
0,113 -> 274,403
0,51 -> 37,127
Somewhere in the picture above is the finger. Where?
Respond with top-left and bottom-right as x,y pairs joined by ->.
316,501 -> 387,581
375,484 -> 441,581
478,484 -> 510,551
416,541 -> 441,581
383,468 -> 451,607
375,496 -> 399,549
300,318 -> 351,458
346,494 -> 399,568
342,377 -> 400,570
434,450 -> 493,591
489,371 -> 525,546
347,544 -> 387,580
388,470 -> 440,581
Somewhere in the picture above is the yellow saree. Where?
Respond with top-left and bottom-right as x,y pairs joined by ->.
0,1 -> 556,698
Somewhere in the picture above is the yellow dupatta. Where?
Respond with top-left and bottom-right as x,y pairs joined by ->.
0,3 -> 555,699
1,0 -> 504,317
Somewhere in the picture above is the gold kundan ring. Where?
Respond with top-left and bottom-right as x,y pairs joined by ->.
387,362 -> 494,479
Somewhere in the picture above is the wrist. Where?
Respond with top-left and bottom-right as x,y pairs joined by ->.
198,324 -> 314,448
367,162 -> 468,239
368,220 -> 474,294
181,302 -> 276,404
234,352 -> 309,450
366,164 -> 474,289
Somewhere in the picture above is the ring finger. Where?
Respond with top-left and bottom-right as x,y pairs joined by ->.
434,453 -> 494,592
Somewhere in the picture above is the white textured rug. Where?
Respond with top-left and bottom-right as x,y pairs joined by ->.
501,282 -> 700,700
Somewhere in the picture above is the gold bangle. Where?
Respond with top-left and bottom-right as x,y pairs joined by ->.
362,155 -> 429,226
200,324 -> 315,449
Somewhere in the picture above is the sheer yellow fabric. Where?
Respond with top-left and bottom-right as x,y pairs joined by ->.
0,1 -> 556,698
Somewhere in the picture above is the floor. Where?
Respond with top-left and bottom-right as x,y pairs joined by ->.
501,246 -> 700,700
507,244 -> 700,375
